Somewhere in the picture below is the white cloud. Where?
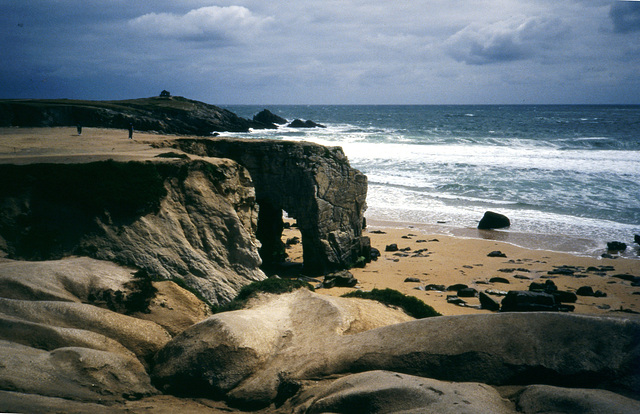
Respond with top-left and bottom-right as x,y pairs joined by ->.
445,15 -> 570,65
128,6 -> 273,43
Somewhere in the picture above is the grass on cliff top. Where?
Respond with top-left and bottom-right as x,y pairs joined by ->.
342,288 -> 441,319
211,277 -> 315,314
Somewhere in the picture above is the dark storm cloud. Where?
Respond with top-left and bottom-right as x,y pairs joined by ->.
445,16 -> 569,65
610,1 -> 640,33
0,1 -> 638,103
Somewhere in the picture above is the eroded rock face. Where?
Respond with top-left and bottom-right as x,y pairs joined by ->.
152,292 -> 640,408
163,138 -> 370,275
0,256 -> 215,409
0,158 -> 265,306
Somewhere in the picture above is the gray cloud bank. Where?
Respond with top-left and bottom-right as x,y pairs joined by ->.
1,0 -> 638,104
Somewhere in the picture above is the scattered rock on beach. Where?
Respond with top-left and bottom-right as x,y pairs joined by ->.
322,270 -> 358,288
501,291 -> 558,312
447,284 -> 468,292
446,295 -> 467,306
425,284 -> 446,291
385,244 -> 399,252
488,251 -> 507,258
478,211 -> 510,230
458,288 -> 478,297
479,291 -> 501,311
489,276 -> 510,284
404,277 -> 421,283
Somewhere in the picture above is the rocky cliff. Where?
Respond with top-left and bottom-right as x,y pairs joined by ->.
0,158 -> 264,306
157,137 -> 370,275
0,96 -> 274,134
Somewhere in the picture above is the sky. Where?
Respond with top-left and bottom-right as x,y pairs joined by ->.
1,0 -> 639,104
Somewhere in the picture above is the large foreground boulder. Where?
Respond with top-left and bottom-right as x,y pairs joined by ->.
0,298 -> 171,364
515,384 -> 640,414
152,290 -> 640,408
0,341 -> 158,403
300,370 -> 513,414
151,289 -> 414,406
0,256 -> 217,412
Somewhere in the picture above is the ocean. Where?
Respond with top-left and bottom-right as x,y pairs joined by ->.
223,105 -> 640,258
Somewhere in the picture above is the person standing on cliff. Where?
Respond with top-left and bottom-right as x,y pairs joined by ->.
128,123 -> 133,139
76,124 -> 82,135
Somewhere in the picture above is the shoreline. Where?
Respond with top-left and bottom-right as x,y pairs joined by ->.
282,219 -> 640,317
364,218 -> 640,260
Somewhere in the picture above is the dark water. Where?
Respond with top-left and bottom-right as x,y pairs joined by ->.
224,105 -> 640,257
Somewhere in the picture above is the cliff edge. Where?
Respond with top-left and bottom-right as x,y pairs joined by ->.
0,96 -> 275,135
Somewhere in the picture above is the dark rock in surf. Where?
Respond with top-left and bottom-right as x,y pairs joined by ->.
288,119 -> 326,128
607,241 -> 627,252
253,109 -> 287,126
478,211 -> 510,230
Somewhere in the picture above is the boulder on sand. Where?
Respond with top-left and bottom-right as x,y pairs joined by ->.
478,211 -> 511,230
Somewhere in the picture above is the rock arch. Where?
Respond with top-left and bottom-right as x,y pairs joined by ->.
168,138 -> 370,275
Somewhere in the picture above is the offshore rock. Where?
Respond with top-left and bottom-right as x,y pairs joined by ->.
288,119 -> 326,128
163,138 -> 369,275
252,109 -> 288,126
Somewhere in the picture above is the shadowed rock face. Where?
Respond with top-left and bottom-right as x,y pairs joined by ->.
163,138 -> 370,275
0,158 -> 265,306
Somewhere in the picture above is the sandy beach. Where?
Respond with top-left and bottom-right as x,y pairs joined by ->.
282,221 -> 640,317
2,127 -> 638,317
